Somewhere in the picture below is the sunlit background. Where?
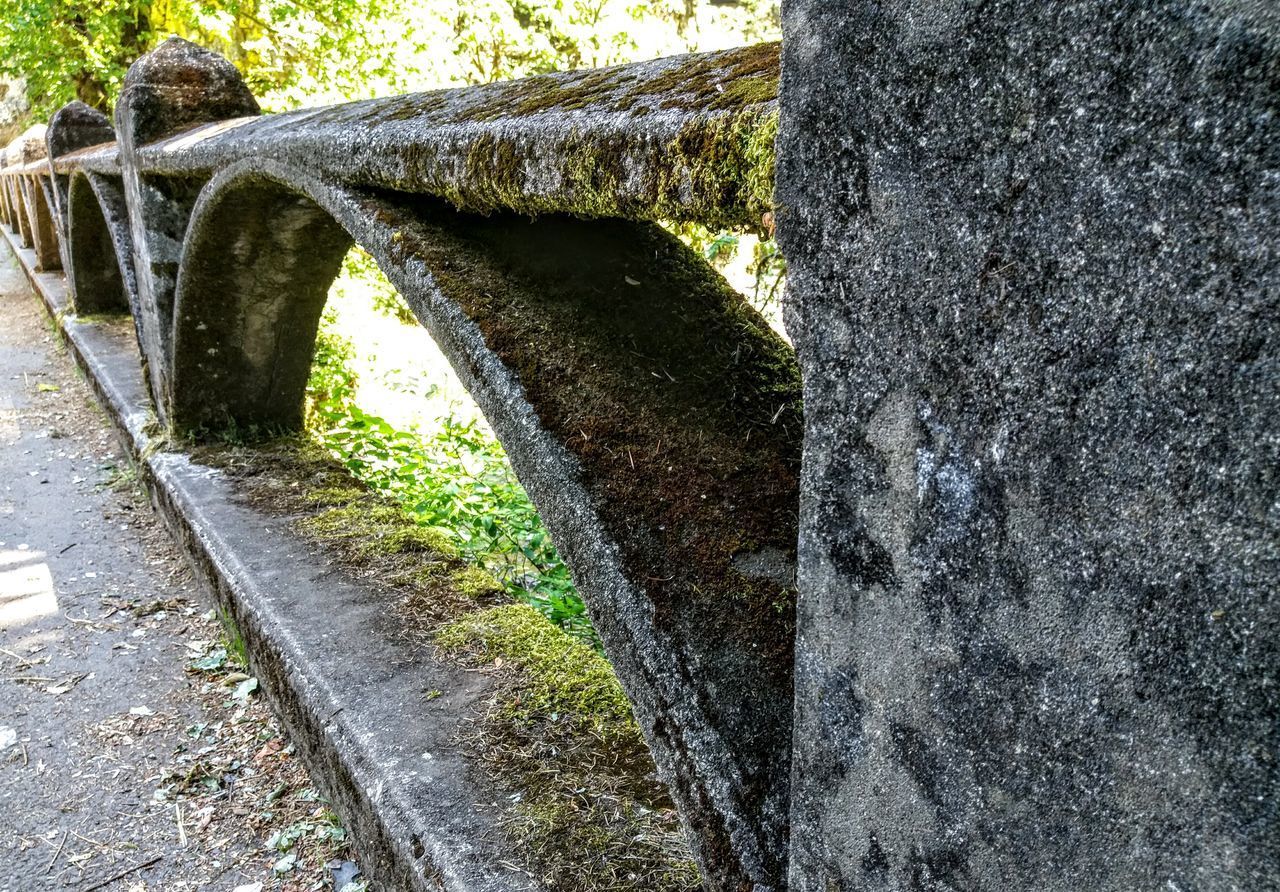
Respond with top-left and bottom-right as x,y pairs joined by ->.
0,547 -> 57,630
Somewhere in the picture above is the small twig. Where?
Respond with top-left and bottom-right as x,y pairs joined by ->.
175,803 -> 187,847
62,611 -> 100,627
70,830 -> 109,853
0,647 -> 37,667
79,855 -> 161,892
44,830 -> 67,872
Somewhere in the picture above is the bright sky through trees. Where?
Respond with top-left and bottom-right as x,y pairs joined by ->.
0,0 -> 780,118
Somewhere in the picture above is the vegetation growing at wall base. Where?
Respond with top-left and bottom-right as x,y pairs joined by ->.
304,313 -> 595,646
192,434 -> 699,892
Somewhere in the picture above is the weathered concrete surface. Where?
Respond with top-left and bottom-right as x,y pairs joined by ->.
56,42 -> 778,229
778,3 -> 1279,890
168,160 -> 801,890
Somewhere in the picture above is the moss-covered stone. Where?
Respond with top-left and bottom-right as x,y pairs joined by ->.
438,604 -> 700,892
385,41 -> 781,227
450,566 -> 504,599
438,603 -> 632,732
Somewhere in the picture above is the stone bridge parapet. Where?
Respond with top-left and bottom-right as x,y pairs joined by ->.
2,5 -> 1276,890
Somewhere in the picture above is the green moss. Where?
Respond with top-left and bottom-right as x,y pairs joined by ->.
305,485 -> 364,507
438,603 -> 632,734
439,604 -> 700,892
192,438 -> 487,627
215,606 -> 248,667
646,107 -> 778,226
506,796 -> 700,892
707,74 -> 778,109
453,67 -> 624,124
457,131 -> 529,212
71,311 -> 132,324
362,523 -> 456,558
156,432 -> 702,889
621,41 -> 778,112
451,566 -> 504,599
743,108 -> 779,215
299,501 -> 459,560
426,41 -> 779,225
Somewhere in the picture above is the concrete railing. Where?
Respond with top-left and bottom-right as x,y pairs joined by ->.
3,37 -> 796,892
3,4 -> 1276,889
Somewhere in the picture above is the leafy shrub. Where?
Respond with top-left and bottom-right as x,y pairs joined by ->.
306,315 -> 596,647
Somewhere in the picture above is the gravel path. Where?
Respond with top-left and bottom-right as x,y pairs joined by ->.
0,251 -> 362,891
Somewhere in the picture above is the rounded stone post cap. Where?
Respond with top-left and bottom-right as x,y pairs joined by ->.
46,101 -> 115,159
115,37 -> 260,145
6,123 -> 47,166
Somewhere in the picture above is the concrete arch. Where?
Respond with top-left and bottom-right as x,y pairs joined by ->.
67,171 -> 140,316
11,176 -> 31,247
22,175 -> 61,270
171,158 -> 802,891
4,178 -> 21,237
0,176 -> 11,228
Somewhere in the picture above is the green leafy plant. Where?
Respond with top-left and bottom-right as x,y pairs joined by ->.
305,316 -> 597,647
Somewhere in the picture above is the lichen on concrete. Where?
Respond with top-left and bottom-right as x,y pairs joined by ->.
126,42 -> 780,227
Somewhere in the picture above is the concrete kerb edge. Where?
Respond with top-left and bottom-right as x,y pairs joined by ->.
0,226 -> 538,892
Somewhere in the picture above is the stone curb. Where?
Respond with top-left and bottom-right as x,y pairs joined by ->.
1,227 -> 541,892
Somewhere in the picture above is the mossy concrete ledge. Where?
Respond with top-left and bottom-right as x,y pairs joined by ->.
54,40 -> 780,228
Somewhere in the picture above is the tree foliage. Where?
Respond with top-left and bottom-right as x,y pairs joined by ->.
0,0 -> 399,116
0,0 -> 779,118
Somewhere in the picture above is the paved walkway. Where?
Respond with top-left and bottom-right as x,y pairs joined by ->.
0,252 -> 357,890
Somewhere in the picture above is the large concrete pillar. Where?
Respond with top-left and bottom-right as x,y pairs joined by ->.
777,3 -> 1277,889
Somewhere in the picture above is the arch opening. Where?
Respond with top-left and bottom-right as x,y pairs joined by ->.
0,176 -> 12,229
171,176 -> 352,436
24,175 -> 61,271
67,173 -> 132,315
12,176 -> 31,247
